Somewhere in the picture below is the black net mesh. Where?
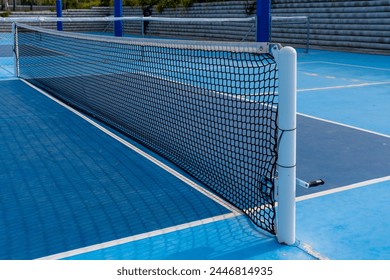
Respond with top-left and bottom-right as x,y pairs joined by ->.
15,24 -> 279,234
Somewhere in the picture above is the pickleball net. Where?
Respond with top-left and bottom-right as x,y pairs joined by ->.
13,22 -> 296,242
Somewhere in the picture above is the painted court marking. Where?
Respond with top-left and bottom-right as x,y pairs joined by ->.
298,112 -> 390,139
37,212 -> 240,260
297,81 -> 390,92
315,61 -> 390,72
297,60 -> 390,92
21,79 -> 240,214
297,176 -> 390,202
299,61 -> 390,72
20,73 -> 390,260
22,79 -> 246,259
295,114 -> 390,201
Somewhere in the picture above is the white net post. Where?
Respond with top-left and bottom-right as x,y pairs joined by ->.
276,46 -> 297,245
12,23 -> 19,77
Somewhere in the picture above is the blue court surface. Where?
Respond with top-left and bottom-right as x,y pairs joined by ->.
0,46 -> 389,260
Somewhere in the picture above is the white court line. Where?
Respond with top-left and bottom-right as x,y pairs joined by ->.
298,112 -> 390,138
21,79 -> 247,258
298,60 -> 390,72
315,61 -> 390,72
297,80 -> 390,92
21,79 -> 241,214
22,78 -> 245,259
37,212 -> 240,260
0,77 -> 18,81
297,176 -> 390,202
298,243 -> 329,260
296,114 -> 390,200
297,60 -> 390,92
297,114 -> 390,201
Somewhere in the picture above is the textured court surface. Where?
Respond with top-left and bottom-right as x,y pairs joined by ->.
1,48 -> 389,260
0,79 -> 232,259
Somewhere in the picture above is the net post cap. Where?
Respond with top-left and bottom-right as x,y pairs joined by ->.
280,46 -> 297,56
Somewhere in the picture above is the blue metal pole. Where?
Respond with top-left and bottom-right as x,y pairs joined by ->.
256,0 -> 271,42
114,0 -> 123,37
56,0 -> 63,31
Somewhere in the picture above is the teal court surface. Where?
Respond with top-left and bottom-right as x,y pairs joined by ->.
1,37 -> 390,260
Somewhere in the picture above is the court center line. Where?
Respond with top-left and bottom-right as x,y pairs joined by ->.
36,212 -> 240,260
21,79 -> 242,215
296,176 -> 390,202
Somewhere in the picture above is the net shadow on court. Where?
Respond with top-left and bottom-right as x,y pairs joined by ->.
0,79 -> 233,260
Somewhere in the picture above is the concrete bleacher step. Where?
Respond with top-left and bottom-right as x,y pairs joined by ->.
1,1 -> 389,54
272,0 -> 390,53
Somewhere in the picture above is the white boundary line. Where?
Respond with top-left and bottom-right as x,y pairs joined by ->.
298,242 -> 329,260
297,60 -> 390,92
0,77 -> 18,81
298,112 -> 390,138
297,80 -> 390,92
37,212 -> 240,260
298,60 -> 390,72
21,79 -> 246,259
297,176 -> 390,202
19,79 -> 248,260
21,79 -> 241,214
315,61 -> 390,72
296,114 -> 390,200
